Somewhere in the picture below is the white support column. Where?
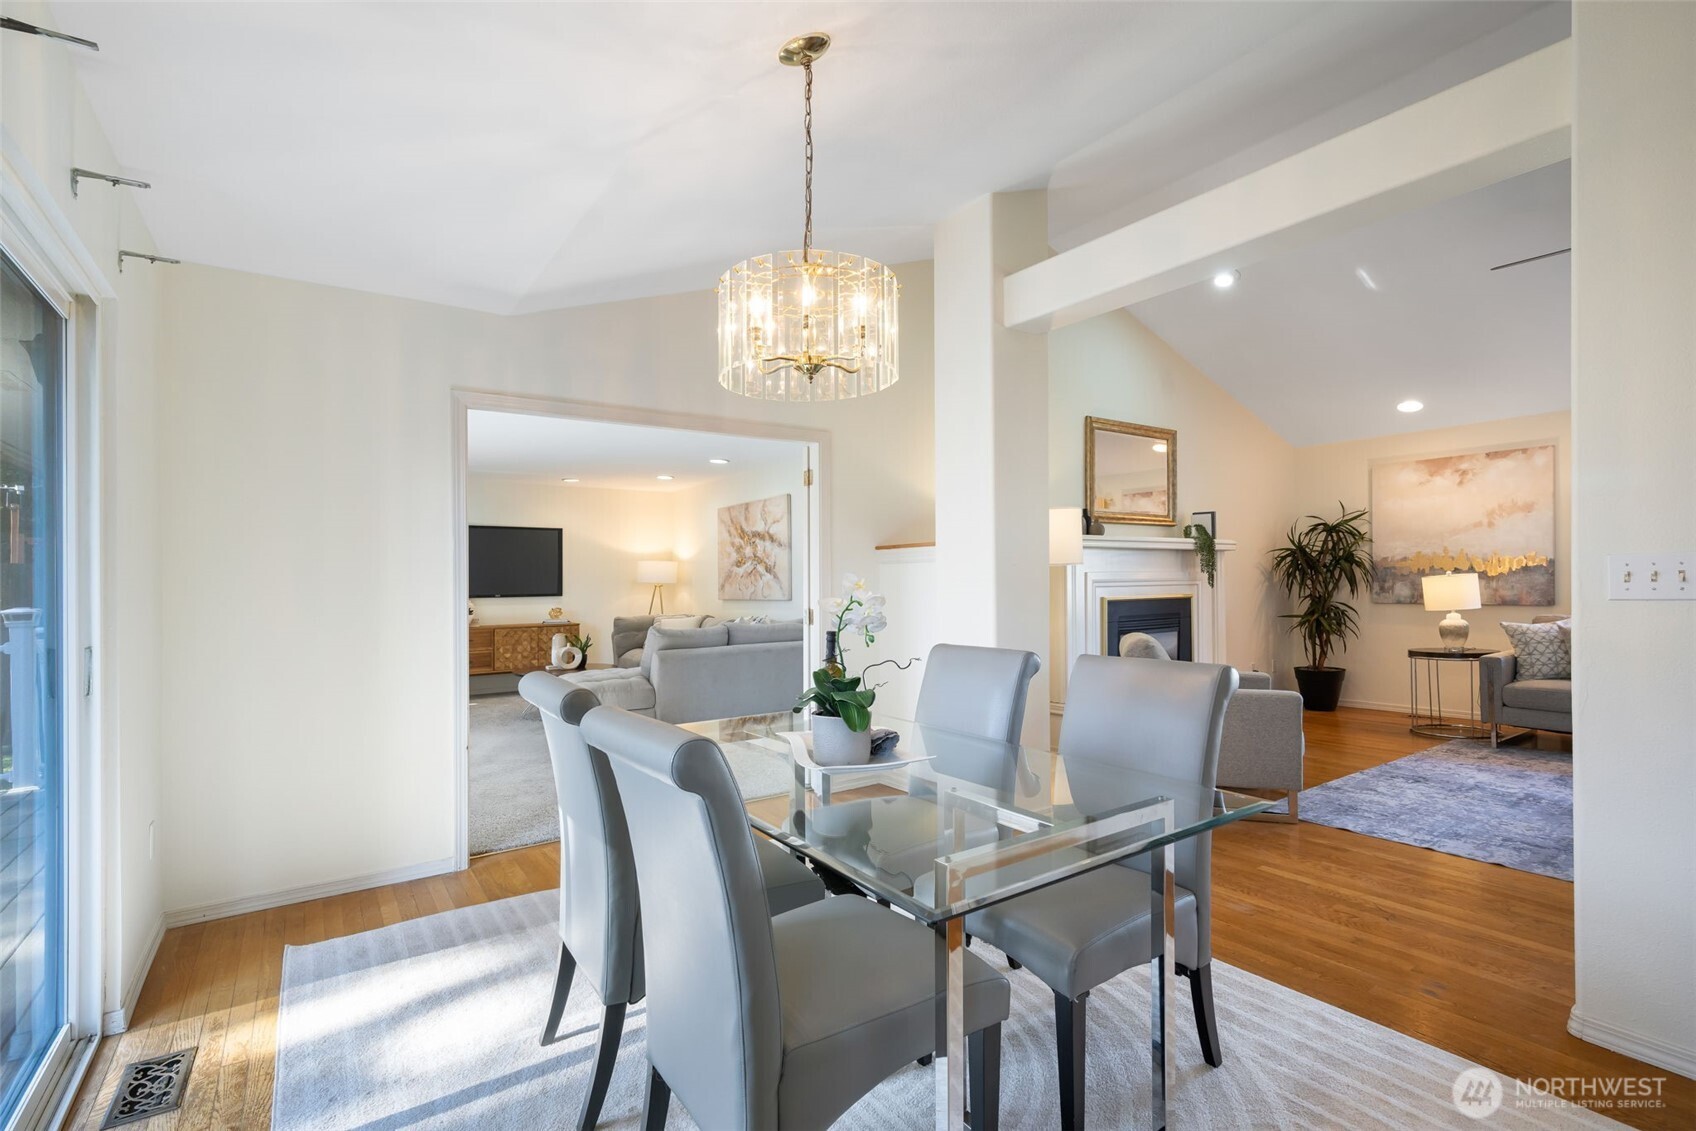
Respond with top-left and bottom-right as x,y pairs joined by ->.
933,191 -> 1051,744
1568,3 -> 1696,1077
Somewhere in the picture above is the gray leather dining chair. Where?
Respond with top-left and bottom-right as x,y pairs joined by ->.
518,674 -> 826,1130
916,643 -> 1043,743
812,644 -> 1041,897
582,705 -> 1012,1131
963,654 -> 1237,1129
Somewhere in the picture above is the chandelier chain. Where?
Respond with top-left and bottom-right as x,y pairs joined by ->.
802,60 -> 813,263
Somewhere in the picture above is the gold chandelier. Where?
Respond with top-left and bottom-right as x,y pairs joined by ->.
718,33 -> 899,401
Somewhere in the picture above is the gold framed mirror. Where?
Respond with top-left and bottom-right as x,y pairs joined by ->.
1084,417 -> 1177,526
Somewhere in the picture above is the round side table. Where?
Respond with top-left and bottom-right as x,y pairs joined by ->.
1407,647 -> 1495,739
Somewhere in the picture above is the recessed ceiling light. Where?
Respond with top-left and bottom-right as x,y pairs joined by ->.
1212,270 -> 1238,289
708,458 -> 730,465
1397,399 -> 1424,413
561,477 -> 579,483
656,474 -> 674,481
1355,267 -> 1379,291
1151,442 -> 1168,453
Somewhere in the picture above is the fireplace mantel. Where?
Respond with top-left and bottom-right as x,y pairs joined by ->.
1054,534 -> 1236,712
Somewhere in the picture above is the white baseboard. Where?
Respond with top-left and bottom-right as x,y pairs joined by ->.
1336,696 -> 1412,714
163,856 -> 458,929
1568,1007 -> 1696,1079
102,913 -> 167,1035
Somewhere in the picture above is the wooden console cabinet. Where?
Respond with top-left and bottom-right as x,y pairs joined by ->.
469,621 -> 581,676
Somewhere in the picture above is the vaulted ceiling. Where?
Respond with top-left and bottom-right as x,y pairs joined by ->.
56,1 -> 1560,314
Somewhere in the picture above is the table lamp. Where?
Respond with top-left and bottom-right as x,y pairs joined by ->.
1049,508 -> 1084,566
636,559 -> 678,614
1422,571 -> 1482,651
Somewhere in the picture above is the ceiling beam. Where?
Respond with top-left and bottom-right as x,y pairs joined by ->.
1003,39 -> 1573,333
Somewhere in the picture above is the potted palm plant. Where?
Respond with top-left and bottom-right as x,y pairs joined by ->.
1269,505 -> 1373,711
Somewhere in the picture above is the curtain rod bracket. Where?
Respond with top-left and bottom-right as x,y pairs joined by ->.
72,169 -> 151,198
118,251 -> 181,273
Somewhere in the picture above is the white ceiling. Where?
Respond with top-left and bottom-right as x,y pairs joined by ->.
1128,161 -> 1571,448
465,411 -> 804,491
54,0 -> 1558,314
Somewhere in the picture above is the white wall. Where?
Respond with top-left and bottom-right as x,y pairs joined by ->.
1048,308 -> 1296,696
1292,411 -> 1571,711
3,0 -> 165,1027
674,462 -> 809,623
155,260 -> 934,914
1569,2 -> 1696,1076
465,476 -> 678,660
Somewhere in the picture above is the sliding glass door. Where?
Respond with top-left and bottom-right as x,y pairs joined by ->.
0,252 -> 69,1127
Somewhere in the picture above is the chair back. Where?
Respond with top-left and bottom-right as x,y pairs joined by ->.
584,706 -> 783,1131
517,673 -> 642,1006
916,643 -> 1042,744
1058,654 -> 1237,963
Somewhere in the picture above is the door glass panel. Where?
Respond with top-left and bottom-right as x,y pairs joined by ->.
0,252 -> 67,1123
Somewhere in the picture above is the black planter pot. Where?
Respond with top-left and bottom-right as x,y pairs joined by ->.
1293,666 -> 1347,712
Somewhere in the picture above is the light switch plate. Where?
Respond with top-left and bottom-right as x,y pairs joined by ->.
1607,554 -> 1694,599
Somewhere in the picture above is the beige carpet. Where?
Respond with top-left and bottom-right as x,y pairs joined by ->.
273,891 -> 1618,1129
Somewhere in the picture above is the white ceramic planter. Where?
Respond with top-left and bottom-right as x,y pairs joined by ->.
810,713 -> 873,766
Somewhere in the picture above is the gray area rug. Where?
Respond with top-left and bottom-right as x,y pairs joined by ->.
469,694 -> 795,856
1290,740 -> 1573,880
272,892 -> 1615,1130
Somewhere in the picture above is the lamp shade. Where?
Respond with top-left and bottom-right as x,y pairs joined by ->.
636,560 -> 678,585
1049,508 -> 1084,565
1422,572 -> 1481,611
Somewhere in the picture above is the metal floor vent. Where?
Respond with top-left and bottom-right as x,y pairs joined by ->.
101,1048 -> 195,1128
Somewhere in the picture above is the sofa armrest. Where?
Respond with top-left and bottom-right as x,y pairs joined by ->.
1236,670 -> 1274,691
1218,688 -> 1304,793
650,641 -> 804,725
1479,652 -> 1517,723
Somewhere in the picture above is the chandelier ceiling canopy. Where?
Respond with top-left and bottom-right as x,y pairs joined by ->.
718,33 -> 899,402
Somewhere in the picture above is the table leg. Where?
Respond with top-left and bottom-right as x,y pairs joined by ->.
934,917 -> 967,1130
1149,801 -> 1176,1130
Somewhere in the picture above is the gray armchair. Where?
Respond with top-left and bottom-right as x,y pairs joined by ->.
518,674 -> 825,1130
1480,613 -> 1573,746
1119,633 -> 1305,821
1220,671 -> 1305,821
585,706 -> 1011,1131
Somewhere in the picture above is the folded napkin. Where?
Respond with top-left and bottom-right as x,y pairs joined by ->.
869,728 -> 901,760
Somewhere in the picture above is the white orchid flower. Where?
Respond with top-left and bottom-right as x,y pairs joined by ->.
860,613 -> 888,635
863,593 -> 887,609
822,596 -> 846,615
843,572 -> 869,594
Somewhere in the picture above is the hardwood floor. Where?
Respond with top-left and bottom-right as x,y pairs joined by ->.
66,708 -> 1691,1128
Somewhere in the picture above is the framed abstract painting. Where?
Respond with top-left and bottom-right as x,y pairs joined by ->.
718,493 -> 792,600
1369,443 -> 1557,606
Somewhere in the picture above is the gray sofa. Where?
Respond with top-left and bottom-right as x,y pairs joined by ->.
1480,613 -> 1572,747
564,617 -> 804,724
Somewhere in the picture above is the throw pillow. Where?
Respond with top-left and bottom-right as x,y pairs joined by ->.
726,621 -> 804,646
653,614 -> 705,629
641,624 -> 729,680
1500,620 -> 1571,680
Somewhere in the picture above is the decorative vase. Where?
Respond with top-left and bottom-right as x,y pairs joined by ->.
811,713 -> 872,766
822,631 -> 846,679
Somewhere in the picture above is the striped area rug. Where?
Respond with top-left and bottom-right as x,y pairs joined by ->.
273,891 -> 1617,1129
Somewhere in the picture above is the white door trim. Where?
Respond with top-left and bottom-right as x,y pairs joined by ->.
448,389 -> 831,870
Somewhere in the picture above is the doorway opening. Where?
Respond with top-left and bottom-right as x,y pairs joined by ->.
450,397 -> 823,862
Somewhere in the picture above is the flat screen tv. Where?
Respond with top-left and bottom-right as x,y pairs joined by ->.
469,525 -> 562,598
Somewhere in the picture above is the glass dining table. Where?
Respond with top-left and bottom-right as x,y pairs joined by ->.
682,710 -> 1276,1131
